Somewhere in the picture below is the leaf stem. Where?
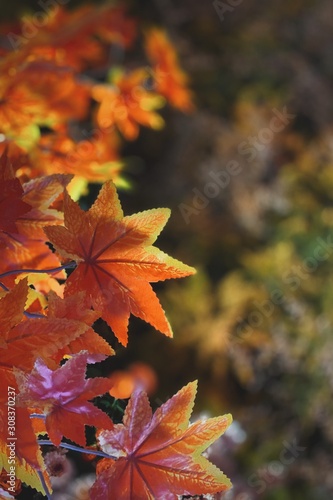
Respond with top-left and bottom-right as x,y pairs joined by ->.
0,263 -> 76,319
24,311 -> 46,319
0,261 -> 77,281
0,281 -> 46,318
37,470 -> 52,500
38,440 -> 116,459
0,281 -> 45,318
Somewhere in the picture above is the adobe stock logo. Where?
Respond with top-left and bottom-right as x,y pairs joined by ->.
178,106 -> 295,225
7,0 -> 70,50
237,107 -> 296,161
235,235 -> 333,341
213,0 -> 244,23
248,440 -> 305,494
178,160 -> 242,224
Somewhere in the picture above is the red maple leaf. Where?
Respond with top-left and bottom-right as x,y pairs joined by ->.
0,153 -> 72,287
90,381 -> 232,499
44,181 -> 196,345
16,351 -> 113,446
0,279 -> 89,374
18,172 -> 73,239
47,291 -> 114,363
0,151 -> 31,234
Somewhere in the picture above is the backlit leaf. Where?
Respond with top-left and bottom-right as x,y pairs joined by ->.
91,381 -> 232,499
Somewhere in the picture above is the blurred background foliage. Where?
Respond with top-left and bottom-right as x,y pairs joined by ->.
4,0 -> 333,498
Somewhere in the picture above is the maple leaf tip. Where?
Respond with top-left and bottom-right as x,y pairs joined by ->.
7,278 -> 29,309
222,413 -> 233,430
226,413 -> 233,424
190,379 -> 199,390
188,265 -> 197,275
186,379 -> 198,398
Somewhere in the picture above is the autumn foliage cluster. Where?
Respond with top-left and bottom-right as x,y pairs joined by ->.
0,3 -> 232,499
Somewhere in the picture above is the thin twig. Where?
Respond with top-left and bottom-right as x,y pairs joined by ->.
38,440 -> 116,459
37,470 -> 52,500
0,261 -> 76,280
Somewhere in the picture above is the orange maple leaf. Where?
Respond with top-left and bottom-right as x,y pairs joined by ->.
90,380 -> 232,499
0,406 -> 51,495
0,80 -> 43,134
30,130 -> 122,200
18,60 -> 90,126
47,291 -> 115,363
0,406 -> 42,470
17,4 -> 135,71
145,29 -> 194,113
92,69 -> 165,140
0,53 -> 89,134
0,279 -> 89,375
0,152 -> 71,287
20,6 -> 104,71
45,181 -> 196,345
18,172 -> 73,239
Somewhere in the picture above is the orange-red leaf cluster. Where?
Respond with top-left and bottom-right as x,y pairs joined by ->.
0,3 -> 230,499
